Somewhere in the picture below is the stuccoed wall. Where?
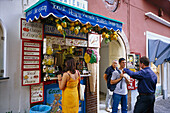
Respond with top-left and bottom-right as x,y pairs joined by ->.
0,0 -> 38,112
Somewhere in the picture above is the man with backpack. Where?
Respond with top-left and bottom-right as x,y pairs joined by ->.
103,59 -> 118,112
110,58 -> 130,113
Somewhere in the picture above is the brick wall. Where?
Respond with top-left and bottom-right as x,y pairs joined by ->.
86,77 -> 97,113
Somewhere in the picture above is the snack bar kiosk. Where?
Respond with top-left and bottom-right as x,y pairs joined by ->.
21,0 -> 123,112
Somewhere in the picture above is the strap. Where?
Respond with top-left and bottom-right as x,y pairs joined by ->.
117,69 -> 123,89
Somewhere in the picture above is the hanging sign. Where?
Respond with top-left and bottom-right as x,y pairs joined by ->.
21,18 -> 43,41
30,82 -> 44,104
22,70 -> 41,86
88,33 -> 101,48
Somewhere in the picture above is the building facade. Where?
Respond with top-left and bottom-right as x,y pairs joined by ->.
0,0 -> 169,112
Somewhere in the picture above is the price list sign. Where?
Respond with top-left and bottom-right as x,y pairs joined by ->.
30,82 -> 44,104
21,40 -> 41,86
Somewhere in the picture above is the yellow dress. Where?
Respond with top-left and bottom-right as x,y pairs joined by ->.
62,74 -> 80,113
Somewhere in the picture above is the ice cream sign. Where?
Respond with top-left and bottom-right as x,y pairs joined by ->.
22,70 -> 40,86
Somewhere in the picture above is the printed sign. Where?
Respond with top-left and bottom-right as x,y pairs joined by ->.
46,35 -> 66,46
44,25 -> 87,39
127,69 -> 138,90
24,61 -> 39,64
22,41 -> 41,70
21,18 -> 43,41
30,82 -> 44,104
66,38 -> 87,47
23,65 -> 39,69
24,56 -> 39,60
21,40 -> 41,86
47,87 -> 62,112
22,70 -> 40,86
88,33 -> 101,48
24,47 -> 40,51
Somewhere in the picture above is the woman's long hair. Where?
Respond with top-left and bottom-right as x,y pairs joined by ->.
65,57 -> 76,74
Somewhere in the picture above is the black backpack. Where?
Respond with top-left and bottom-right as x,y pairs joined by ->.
107,69 -> 121,91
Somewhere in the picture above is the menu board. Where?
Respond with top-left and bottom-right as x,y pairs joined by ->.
21,40 -> 41,86
22,41 -> 41,70
22,70 -> 41,85
21,18 -> 43,41
30,82 -> 44,104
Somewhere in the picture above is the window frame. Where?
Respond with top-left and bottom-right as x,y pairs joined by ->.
0,19 -> 8,80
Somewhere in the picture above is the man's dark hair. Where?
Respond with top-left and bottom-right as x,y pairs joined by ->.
140,56 -> 150,66
119,58 -> 125,63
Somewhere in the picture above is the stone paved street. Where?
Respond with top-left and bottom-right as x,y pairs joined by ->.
100,94 -> 170,113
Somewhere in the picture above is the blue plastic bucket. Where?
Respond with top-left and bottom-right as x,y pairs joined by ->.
30,105 -> 51,113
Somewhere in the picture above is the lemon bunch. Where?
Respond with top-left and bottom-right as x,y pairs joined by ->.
110,31 -> 119,41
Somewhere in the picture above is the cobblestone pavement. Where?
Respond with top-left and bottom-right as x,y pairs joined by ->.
100,94 -> 170,113
154,97 -> 170,113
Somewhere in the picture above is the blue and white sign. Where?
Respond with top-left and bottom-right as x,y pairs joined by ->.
25,0 -> 123,31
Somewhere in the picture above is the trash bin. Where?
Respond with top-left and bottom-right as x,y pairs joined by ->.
30,105 -> 51,113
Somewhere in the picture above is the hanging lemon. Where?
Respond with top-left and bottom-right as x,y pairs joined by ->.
110,34 -> 114,40
74,28 -> 79,35
50,17 -> 54,21
84,30 -> 88,33
70,22 -> 75,26
113,31 -> 117,35
105,34 -> 109,38
86,24 -> 91,28
80,29 -> 83,32
70,26 -> 74,31
102,32 -> 106,38
55,19 -> 59,22
61,22 -> 67,28
57,24 -> 63,31
75,21 -> 79,25
113,35 -> 118,40
82,27 -> 86,32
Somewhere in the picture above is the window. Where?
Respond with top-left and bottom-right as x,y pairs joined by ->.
0,25 -> 4,77
0,19 -> 7,79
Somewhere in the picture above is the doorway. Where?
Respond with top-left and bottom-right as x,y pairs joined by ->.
99,32 -> 127,112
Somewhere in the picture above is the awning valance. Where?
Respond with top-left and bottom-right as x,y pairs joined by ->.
25,0 -> 123,31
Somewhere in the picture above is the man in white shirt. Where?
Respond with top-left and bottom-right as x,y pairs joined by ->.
110,58 -> 130,113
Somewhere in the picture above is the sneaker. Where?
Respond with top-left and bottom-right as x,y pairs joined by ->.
105,108 -> 111,112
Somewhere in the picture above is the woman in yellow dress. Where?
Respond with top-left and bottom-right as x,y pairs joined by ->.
58,57 -> 80,113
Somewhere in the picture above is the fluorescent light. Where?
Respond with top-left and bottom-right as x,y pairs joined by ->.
145,12 -> 170,27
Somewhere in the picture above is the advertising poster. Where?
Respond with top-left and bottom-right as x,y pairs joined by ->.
44,84 -> 62,113
22,70 -> 41,86
88,33 -> 100,48
30,82 -> 44,104
21,18 -> 43,41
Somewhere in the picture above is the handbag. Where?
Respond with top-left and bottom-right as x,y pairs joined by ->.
77,70 -> 85,101
79,84 -> 85,101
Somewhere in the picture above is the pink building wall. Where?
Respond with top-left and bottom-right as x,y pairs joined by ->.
88,0 -> 170,56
